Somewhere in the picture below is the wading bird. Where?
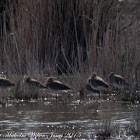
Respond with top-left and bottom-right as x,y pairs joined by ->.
88,73 -> 109,92
108,72 -> 130,89
79,83 -> 101,97
25,76 -> 46,88
0,77 -> 15,87
46,77 -> 71,90
85,83 -> 101,95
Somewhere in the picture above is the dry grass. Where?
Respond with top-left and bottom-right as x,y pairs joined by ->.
0,0 -> 139,95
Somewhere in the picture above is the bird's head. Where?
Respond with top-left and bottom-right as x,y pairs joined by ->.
109,72 -> 115,76
25,76 -> 31,82
47,77 -> 53,83
91,73 -> 97,79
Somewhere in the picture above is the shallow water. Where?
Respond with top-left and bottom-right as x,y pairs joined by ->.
0,93 -> 140,139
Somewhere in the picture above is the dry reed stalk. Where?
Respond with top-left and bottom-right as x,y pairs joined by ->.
0,0 -> 138,93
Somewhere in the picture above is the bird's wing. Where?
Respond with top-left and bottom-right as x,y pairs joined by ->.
53,80 -> 63,84
52,82 -> 70,90
113,75 -> 126,85
94,78 -> 108,87
96,76 -> 108,84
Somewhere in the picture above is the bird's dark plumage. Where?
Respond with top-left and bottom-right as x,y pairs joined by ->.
46,78 -> 71,90
0,77 -> 15,87
109,72 -> 130,89
89,73 -> 109,90
85,83 -> 100,94
25,76 -> 46,88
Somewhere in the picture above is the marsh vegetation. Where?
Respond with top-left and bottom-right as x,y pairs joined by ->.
0,0 -> 139,79
0,0 -> 140,139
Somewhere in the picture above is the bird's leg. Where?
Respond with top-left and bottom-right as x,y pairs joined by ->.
98,93 -> 101,99
56,93 -> 58,102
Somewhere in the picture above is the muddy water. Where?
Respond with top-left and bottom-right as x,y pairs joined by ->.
0,93 -> 140,139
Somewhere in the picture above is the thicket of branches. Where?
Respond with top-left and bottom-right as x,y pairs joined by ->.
0,0 -> 139,83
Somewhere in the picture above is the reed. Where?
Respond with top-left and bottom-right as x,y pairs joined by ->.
0,0 -> 139,92
95,120 -> 119,139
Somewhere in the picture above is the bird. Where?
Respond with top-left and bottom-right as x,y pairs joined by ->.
85,83 -> 101,95
108,72 -> 130,89
46,77 -> 71,90
25,76 -> 46,88
88,73 -> 109,91
79,83 -> 100,97
0,77 -> 15,87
